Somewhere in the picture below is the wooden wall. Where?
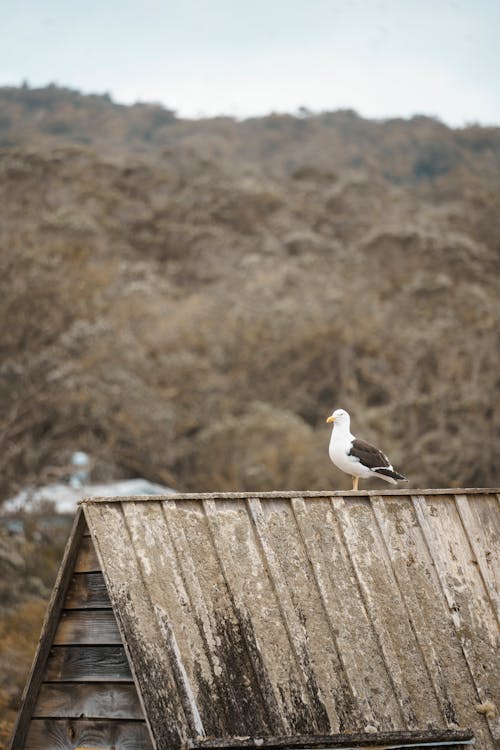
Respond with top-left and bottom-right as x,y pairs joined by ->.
21,523 -> 153,750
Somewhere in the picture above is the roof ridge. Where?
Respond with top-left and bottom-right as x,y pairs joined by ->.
79,487 -> 500,503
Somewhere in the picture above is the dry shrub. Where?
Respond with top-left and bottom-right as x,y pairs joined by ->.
0,599 -> 47,747
0,113 -> 499,503
191,402 -> 321,491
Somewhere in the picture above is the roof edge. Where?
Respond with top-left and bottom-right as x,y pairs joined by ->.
7,508 -> 87,750
79,487 -> 500,504
188,728 -> 474,749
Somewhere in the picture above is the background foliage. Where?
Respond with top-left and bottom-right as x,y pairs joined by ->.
0,85 -> 499,746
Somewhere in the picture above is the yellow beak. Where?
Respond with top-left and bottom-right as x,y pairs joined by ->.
326,415 -> 335,423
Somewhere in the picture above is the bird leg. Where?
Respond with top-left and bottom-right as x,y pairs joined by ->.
352,476 -> 359,491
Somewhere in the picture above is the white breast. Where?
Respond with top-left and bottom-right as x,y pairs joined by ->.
329,429 -> 372,479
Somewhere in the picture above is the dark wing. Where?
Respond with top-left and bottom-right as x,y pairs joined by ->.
349,438 -> 390,469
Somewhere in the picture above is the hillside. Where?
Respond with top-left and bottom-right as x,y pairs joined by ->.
1,86 -> 500,501
2,84 -> 500,184
1,82 -> 500,747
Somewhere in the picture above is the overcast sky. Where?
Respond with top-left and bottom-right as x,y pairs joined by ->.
2,0 -> 499,125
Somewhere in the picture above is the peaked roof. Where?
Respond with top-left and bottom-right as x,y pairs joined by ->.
79,489 -> 499,750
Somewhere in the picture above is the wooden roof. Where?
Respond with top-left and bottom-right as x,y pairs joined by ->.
11,489 -> 500,750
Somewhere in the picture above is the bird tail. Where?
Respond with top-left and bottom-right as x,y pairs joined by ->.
374,468 -> 407,483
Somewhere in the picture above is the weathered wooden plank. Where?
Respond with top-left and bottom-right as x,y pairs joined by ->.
84,501 -> 194,750
290,496 -> 403,731
54,610 -> 121,645
202,497 -> 301,735
121,499 -> 232,735
416,493 -> 499,648
454,493 -> 500,623
24,718 -> 153,750
413,494 -> 499,742
119,500 -> 214,737
34,683 -> 143,719
332,496 -> 441,730
73,536 -> 101,572
64,572 -> 111,609
190,729 -> 474,749
133,498 -> 249,736
45,646 -> 133,682
247,496 -> 357,733
371,496 -> 458,725
7,509 -> 87,750
177,496 -> 289,735
370,495 -> 493,748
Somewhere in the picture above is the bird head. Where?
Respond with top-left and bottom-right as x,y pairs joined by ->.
326,408 -> 350,427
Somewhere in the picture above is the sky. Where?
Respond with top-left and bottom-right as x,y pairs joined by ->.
1,0 -> 499,126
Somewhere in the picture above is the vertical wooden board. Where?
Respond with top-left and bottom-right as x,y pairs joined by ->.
371,496 -> 493,749
454,494 -> 500,621
474,495 -> 500,597
174,497 -> 288,735
415,495 -> 496,630
421,495 -> 499,649
249,497 -> 357,733
161,498 -> 268,735
165,500 -> 238,625
332,496 -> 443,730
24,718 -> 153,750
203,497 -> 321,735
413,495 -> 500,740
248,498 -> 337,730
290,496 -> 405,732
33,683 -> 144,719
121,499 -> 236,737
44,646 -> 133,682
84,501 -> 198,750
64,572 -> 111,609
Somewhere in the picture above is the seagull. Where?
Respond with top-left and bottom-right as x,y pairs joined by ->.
326,408 -> 407,490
